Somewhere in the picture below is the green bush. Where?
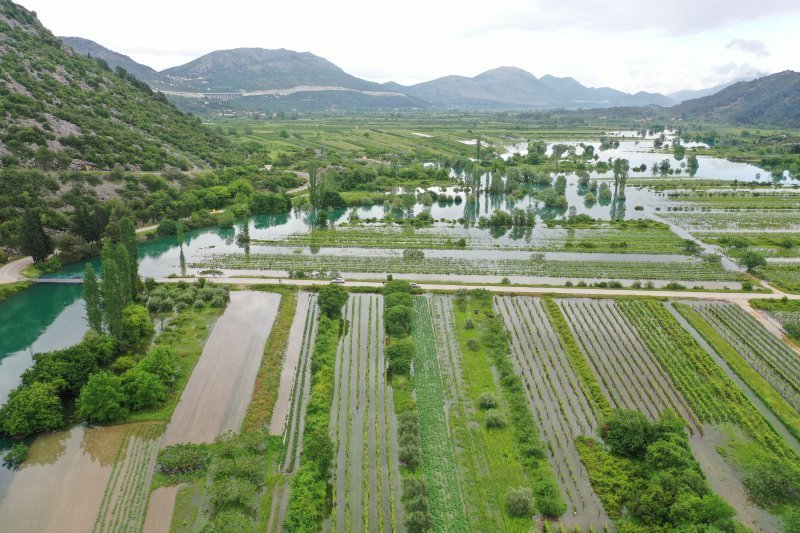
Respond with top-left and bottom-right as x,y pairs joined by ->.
77,371 -> 128,423
156,443 -> 210,480
0,381 -> 63,437
121,368 -> 167,411
385,305 -> 413,337
505,487 -> 533,517
156,219 -> 178,236
484,409 -> 507,429
387,337 -> 414,375
317,283 -> 348,318
120,304 -> 154,352
600,409 -> 656,458
478,392 -> 498,410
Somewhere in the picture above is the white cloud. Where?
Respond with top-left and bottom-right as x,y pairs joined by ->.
726,39 -> 770,57
17,0 -> 800,94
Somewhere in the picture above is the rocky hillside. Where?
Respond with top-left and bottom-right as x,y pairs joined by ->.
0,0 -> 229,171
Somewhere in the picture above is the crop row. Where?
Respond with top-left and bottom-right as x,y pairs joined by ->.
689,302 -> 800,412
194,253 -> 740,281
617,300 -> 798,463
256,228 -> 469,250
281,294 -> 319,473
495,296 -> 609,529
411,296 -> 469,532
330,294 -> 402,532
661,210 -> 800,230
557,298 -> 701,433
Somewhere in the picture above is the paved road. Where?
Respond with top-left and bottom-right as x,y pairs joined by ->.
0,256 -> 32,284
155,276 -> 798,301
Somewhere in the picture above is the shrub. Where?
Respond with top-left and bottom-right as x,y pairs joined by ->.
122,368 -> 167,411
157,443 -> 210,478
478,392 -> 498,410
77,371 -> 128,423
600,409 -> 655,458
121,304 -> 154,352
139,346 -> 180,385
385,305 -> 413,337
385,291 -> 413,309
317,283 -> 348,318
156,219 -> 178,236
485,409 -> 507,429
466,338 -> 480,351
0,381 -> 63,437
506,487 -> 533,517
387,338 -> 414,375
383,280 -> 413,294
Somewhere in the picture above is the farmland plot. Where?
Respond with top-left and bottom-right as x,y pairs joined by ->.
618,300 -> 798,462
429,294 -> 530,531
94,423 -> 163,533
330,294 -> 404,533
689,301 -> 800,412
556,298 -> 700,432
494,296 -> 610,530
411,296 -> 468,532
266,293 -> 319,530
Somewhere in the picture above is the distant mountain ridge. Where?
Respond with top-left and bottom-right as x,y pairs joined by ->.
58,37 -> 796,123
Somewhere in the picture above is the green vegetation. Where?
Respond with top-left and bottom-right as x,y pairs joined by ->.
410,295 -> 467,531
578,410 -> 738,531
542,298 -> 613,418
2,441 -> 30,469
283,301 -> 343,530
750,298 -> 800,342
316,282 -> 348,318
618,300 -> 797,463
0,280 -> 31,301
243,288 -> 297,432
756,264 -> 800,294
675,303 -> 800,441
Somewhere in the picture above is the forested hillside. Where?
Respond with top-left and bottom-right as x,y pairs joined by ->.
0,0 -> 230,171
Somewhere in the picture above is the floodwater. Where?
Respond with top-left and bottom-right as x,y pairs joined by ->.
0,424 -> 130,532
159,290 -> 281,446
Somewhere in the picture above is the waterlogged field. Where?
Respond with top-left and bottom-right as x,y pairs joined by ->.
495,296 -> 610,530
194,253 -> 741,283
688,302 -> 800,412
329,294 -> 404,532
693,232 -> 800,259
661,209 -> 800,230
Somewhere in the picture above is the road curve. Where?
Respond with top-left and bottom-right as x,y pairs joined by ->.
0,256 -> 33,284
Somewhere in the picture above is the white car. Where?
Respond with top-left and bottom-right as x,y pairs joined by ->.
409,282 -> 421,289
331,277 -> 346,285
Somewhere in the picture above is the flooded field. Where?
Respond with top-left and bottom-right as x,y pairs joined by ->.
0,424 -> 134,532
160,290 -> 281,446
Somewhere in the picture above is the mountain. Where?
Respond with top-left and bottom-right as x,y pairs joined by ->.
667,74 -> 764,104
398,67 -> 672,109
159,48 -> 381,92
59,36 -> 161,85
0,0 -> 229,170
671,71 -> 800,127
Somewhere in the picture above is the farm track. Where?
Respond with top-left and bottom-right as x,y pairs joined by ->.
495,296 -> 610,530
689,301 -> 800,412
94,423 -> 163,533
556,298 -> 701,433
428,295 -> 504,531
330,294 -> 404,532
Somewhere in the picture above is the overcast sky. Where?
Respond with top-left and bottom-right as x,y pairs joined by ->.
19,0 -> 800,94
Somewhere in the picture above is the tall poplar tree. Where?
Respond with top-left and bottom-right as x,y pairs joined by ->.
101,241 -> 123,340
20,210 -> 53,263
118,217 -> 139,296
82,263 -> 103,333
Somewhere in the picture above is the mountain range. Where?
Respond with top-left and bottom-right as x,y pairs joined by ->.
60,38 -> 752,113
